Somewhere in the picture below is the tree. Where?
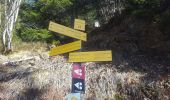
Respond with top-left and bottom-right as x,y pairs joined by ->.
96,0 -> 125,22
17,0 -> 126,44
1,0 -> 22,53
17,0 -> 73,43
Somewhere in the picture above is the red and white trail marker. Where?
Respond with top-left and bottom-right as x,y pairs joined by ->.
72,64 -> 85,80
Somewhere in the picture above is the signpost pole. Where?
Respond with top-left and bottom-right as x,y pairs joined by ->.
71,18 -> 86,94
71,0 -> 85,93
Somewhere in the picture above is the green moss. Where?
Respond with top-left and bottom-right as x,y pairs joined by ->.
116,80 -> 123,91
52,40 -> 61,46
115,93 -> 123,100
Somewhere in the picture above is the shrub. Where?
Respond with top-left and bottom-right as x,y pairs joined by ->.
19,28 -> 53,42
159,10 -> 170,33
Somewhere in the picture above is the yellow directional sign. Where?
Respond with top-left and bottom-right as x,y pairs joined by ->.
69,50 -> 112,62
74,19 -> 85,31
49,40 -> 82,56
49,21 -> 87,41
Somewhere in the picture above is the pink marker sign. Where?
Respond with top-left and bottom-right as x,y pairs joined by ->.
72,63 -> 85,80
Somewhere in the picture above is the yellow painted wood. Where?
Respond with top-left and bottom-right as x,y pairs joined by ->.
49,40 -> 82,56
49,21 -> 87,41
74,19 -> 85,31
69,50 -> 112,62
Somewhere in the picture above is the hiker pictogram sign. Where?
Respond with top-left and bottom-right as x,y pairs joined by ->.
72,78 -> 85,93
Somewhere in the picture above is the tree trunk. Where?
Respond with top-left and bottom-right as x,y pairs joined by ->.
99,0 -> 125,22
1,0 -> 21,53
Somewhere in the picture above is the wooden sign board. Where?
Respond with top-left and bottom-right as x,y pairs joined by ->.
74,19 -> 85,31
69,50 -> 112,62
49,21 -> 87,41
49,40 -> 81,56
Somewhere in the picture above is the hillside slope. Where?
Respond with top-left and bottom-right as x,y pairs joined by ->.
85,14 -> 170,74
0,47 -> 169,100
86,14 -> 170,56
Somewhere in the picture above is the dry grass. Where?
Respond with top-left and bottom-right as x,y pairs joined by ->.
0,43 -> 169,100
0,39 -> 48,54
84,63 -> 143,100
12,42 -> 48,52
0,53 -> 144,100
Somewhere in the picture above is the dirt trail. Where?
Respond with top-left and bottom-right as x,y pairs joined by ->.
0,50 -> 169,100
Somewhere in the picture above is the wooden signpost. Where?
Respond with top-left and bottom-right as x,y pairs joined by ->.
48,19 -> 112,99
49,21 -> 87,41
72,19 -> 86,94
49,40 -> 81,56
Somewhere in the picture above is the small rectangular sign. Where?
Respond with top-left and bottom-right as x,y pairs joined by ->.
49,21 -> 87,41
68,93 -> 81,100
72,78 -> 85,93
69,50 -> 112,62
74,19 -> 85,31
72,63 -> 85,80
49,40 -> 81,56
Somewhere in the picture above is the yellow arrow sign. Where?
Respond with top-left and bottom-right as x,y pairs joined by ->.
49,21 -> 87,41
74,19 -> 85,31
69,50 -> 112,62
49,40 -> 82,56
